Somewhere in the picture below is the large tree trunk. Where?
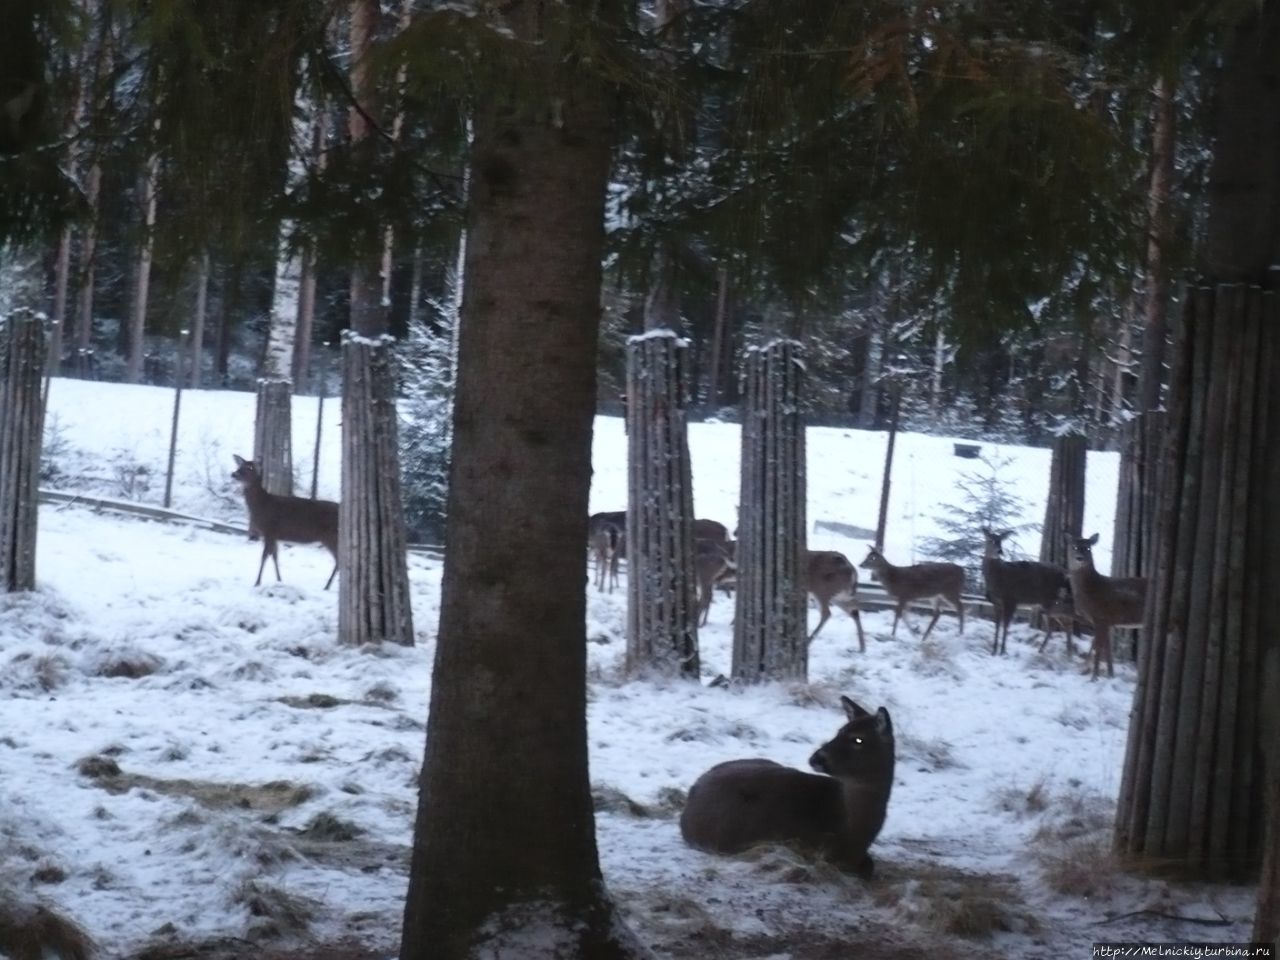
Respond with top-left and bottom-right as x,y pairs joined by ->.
254,381 -> 293,497
1117,0 -> 1280,885
0,309 -> 48,592
337,338 -> 413,644
732,339 -> 808,682
625,332 -> 699,678
399,7 -> 647,957
338,0 -> 415,651
1039,433 -> 1086,569
703,266 -> 730,412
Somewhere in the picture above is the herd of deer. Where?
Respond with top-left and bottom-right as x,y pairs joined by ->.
226,453 -> 1146,682
225,458 -> 1145,878
589,509 -> 1148,681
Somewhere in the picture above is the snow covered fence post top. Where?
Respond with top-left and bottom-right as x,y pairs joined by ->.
733,338 -> 808,682
624,328 -> 699,679
0,308 -> 49,592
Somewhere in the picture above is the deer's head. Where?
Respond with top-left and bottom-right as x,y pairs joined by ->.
231,455 -> 261,489
809,696 -> 894,781
1068,532 -> 1101,572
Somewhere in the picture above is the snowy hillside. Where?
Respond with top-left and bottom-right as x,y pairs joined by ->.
0,379 -> 1255,959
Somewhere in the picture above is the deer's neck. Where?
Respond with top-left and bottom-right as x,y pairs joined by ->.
243,484 -> 275,513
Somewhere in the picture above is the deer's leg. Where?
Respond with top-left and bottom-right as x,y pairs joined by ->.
1103,625 -> 1114,678
834,597 -> 865,652
990,603 -> 1002,654
809,600 -> 832,641
891,600 -> 906,638
269,540 -> 282,583
921,599 -> 942,642
1038,611 -> 1056,652
952,593 -> 965,634
255,542 -> 271,587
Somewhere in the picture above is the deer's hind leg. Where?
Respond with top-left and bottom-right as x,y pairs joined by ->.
809,600 -> 832,641
255,540 -> 277,587
920,599 -> 943,642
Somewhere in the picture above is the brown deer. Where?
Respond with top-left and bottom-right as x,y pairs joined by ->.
591,522 -> 624,593
807,550 -> 866,651
231,455 -> 338,589
680,696 -> 894,878
981,528 -> 1072,656
696,538 -> 736,625
859,546 -> 965,641
703,546 -> 865,649
1067,533 -> 1147,680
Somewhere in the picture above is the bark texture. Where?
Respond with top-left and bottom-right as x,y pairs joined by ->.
254,380 -> 294,497
1039,433 -> 1086,570
338,337 -> 413,646
0,309 -> 48,592
399,5 -> 646,955
732,339 -> 808,682
1116,0 -> 1280,884
1115,284 -> 1278,880
625,332 -> 699,678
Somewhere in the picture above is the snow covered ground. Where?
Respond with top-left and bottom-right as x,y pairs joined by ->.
0,378 -> 1257,959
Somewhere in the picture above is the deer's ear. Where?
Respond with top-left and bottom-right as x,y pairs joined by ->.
841,696 -> 870,721
233,455 -> 247,467
1087,533 -> 1100,546
875,708 -> 892,737
999,530 -> 1014,540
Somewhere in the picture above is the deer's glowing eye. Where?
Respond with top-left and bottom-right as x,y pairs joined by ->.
853,737 -> 864,745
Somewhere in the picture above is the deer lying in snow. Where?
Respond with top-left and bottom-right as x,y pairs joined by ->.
680,696 -> 895,877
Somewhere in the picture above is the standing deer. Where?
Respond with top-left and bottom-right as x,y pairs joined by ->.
1067,532 -> 1147,680
807,550 -> 866,651
703,547 -> 865,650
981,528 -> 1072,656
591,522 -> 624,593
231,455 -> 339,589
696,538 -> 736,625
859,547 -> 965,641
680,696 -> 895,878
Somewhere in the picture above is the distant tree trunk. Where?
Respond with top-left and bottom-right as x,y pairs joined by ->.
703,266 -> 730,412
348,0 -> 384,337
874,384 -> 900,551
338,336 -> 413,645
732,339 -> 808,682
399,6 -> 646,953
48,226 -> 71,375
125,147 -> 159,383
293,106 -> 328,393
1113,75 -> 1176,583
0,309 -> 48,592
190,251 -> 209,388
1040,434 -> 1086,569
215,258 -> 243,385
1116,1 -> 1280,884
625,332 -> 699,678
256,215 -> 301,496
858,322 -> 883,428
73,160 -> 101,377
